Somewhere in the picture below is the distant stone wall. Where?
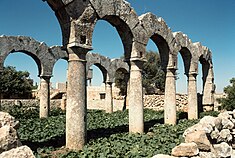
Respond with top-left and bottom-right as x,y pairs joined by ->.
0,93 -> 225,112
144,94 -> 188,112
0,99 -> 61,109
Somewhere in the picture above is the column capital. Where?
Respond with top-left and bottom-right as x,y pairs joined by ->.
166,67 -> 177,78
105,81 -> 113,85
128,58 -> 145,70
67,46 -> 90,62
39,75 -> 52,80
187,72 -> 197,81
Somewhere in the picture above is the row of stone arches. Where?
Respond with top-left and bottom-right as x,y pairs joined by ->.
0,0 -> 215,150
0,35 -> 129,114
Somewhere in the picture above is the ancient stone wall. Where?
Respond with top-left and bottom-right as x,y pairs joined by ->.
1,93 -> 223,112
0,99 -> 61,109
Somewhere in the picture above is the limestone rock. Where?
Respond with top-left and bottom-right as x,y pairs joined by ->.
152,154 -> 177,158
171,142 -> 199,157
199,152 -> 217,158
213,142 -> 232,158
0,126 -> 21,153
210,127 -> 220,140
221,117 -> 234,129
184,123 -> 213,137
218,111 -> 232,120
200,116 -> 216,128
0,146 -> 35,158
231,149 -> 235,158
214,117 -> 222,131
0,112 -> 19,129
217,129 -> 232,143
184,130 -> 211,151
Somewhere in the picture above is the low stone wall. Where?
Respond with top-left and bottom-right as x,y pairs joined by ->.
0,93 -> 224,112
0,99 -> 61,109
144,94 -> 188,112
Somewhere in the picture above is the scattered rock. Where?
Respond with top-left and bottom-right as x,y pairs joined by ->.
184,130 -> 211,151
0,146 -> 35,158
199,152 -> 217,158
217,129 -> 232,143
213,142 -> 232,158
0,112 -> 19,129
0,125 -> 21,153
171,142 -> 199,157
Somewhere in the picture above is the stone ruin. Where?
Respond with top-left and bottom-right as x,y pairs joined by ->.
0,0 -> 216,151
153,110 -> 235,158
0,112 -> 35,158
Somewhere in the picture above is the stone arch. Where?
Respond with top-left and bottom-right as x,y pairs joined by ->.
45,0 -> 140,59
86,52 -> 111,83
199,46 -> 215,110
0,35 -> 56,77
50,46 -> 69,73
138,13 -> 176,70
173,32 -> 198,75
109,59 -> 129,83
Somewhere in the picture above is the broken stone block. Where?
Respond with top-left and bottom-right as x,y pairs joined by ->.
0,126 -> 22,154
213,142 -> 232,158
217,129 -> 232,143
184,130 -> 211,151
0,146 -> 35,158
171,142 -> 199,157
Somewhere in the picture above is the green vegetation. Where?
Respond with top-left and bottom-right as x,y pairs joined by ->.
115,51 -> 165,95
218,78 -> 235,111
0,66 -> 34,99
1,105 -> 219,157
142,51 -> 165,94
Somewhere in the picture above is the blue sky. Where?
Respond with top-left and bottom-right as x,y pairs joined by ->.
0,0 -> 235,93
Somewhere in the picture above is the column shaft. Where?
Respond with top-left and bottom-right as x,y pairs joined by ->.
129,60 -> 144,133
188,73 -> 198,119
164,69 -> 176,125
202,67 -> 215,111
39,76 -> 50,118
105,82 -> 113,113
66,52 -> 87,150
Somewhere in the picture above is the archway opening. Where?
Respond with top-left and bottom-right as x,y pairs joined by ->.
87,64 -> 107,110
50,59 -> 68,99
2,52 -> 39,99
92,14 -> 135,60
176,54 -> 187,94
144,35 -> 168,95
114,68 -> 129,96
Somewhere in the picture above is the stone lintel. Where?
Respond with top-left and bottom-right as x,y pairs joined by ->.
67,42 -> 92,51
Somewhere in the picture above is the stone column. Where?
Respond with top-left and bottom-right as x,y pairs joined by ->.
61,94 -> 67,111
0,69 -> 2,110
39,76 -> 51,118
124,73 -> 130,109
202,66 -> 215,111
66,47 -> 89,150
129,59 -> 144,133
105,82 -> 113,113
187,73 -> 198,119
164,68 -> 177,125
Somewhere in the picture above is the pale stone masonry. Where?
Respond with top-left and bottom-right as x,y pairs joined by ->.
0,0 -> 215,150
153,111 -> 235,158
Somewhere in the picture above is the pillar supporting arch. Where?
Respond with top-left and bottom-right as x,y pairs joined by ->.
39,75 -> 52,118
65,45 -> 91,150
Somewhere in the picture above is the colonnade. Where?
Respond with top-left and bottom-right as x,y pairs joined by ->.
0,0 -> 215,151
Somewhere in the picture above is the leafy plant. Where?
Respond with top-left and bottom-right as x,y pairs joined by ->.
15,108 -> 200,157
0,66 -> 34,99
217,78 -> 235,111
